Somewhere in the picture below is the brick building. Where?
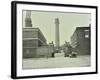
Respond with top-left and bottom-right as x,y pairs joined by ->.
71,26 -> 90,55
23,11 -> 54,58
23,27 -> 47,58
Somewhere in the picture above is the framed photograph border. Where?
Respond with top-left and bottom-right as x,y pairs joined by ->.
11,1 -> 98,79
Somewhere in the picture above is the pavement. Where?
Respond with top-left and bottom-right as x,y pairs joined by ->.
22,55 -> 91,69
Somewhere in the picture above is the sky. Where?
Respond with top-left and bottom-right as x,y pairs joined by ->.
23,10 -> 91,46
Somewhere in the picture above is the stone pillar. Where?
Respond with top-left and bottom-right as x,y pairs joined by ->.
25,11 -> 32,27
55,18 -> 60,52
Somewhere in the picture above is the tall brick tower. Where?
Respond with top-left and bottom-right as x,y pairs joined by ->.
55,18 -> 60,52
25,11 -> 32,27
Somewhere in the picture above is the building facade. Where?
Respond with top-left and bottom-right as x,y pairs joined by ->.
23,28 -> 47,58
36,44 -> 54,58
71,27 -> 90,55
23,11 -> 54,58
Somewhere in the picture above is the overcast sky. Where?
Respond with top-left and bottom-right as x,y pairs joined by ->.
23,10 -> 91,45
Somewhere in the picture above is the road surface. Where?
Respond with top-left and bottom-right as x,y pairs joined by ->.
23,55 -> 90,69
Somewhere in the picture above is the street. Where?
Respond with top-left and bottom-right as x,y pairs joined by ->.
23,55 -> 90,69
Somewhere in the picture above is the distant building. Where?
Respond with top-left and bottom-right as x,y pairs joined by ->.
71,26 -> 90,55
23,28 -> 47,58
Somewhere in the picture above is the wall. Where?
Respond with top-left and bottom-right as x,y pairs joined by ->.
71,27 -> 90,55
0,0 -> 99,80
76,27 -> 90,55
37,45 -> 54,58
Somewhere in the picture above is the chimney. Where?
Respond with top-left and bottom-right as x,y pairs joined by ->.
25,11 -> 32,27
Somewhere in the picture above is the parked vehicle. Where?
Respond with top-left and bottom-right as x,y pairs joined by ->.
69,52 -> 77,58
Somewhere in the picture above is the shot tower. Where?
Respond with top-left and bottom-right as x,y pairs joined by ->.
55,18 -> 60,52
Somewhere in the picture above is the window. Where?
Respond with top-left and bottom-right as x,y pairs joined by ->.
84,29 -> 89,38
85,34 -> 89,38
26,49 -> 30,54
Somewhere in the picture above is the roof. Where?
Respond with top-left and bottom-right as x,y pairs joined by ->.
23,27 -> 46,41
76,27 -> 90,31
